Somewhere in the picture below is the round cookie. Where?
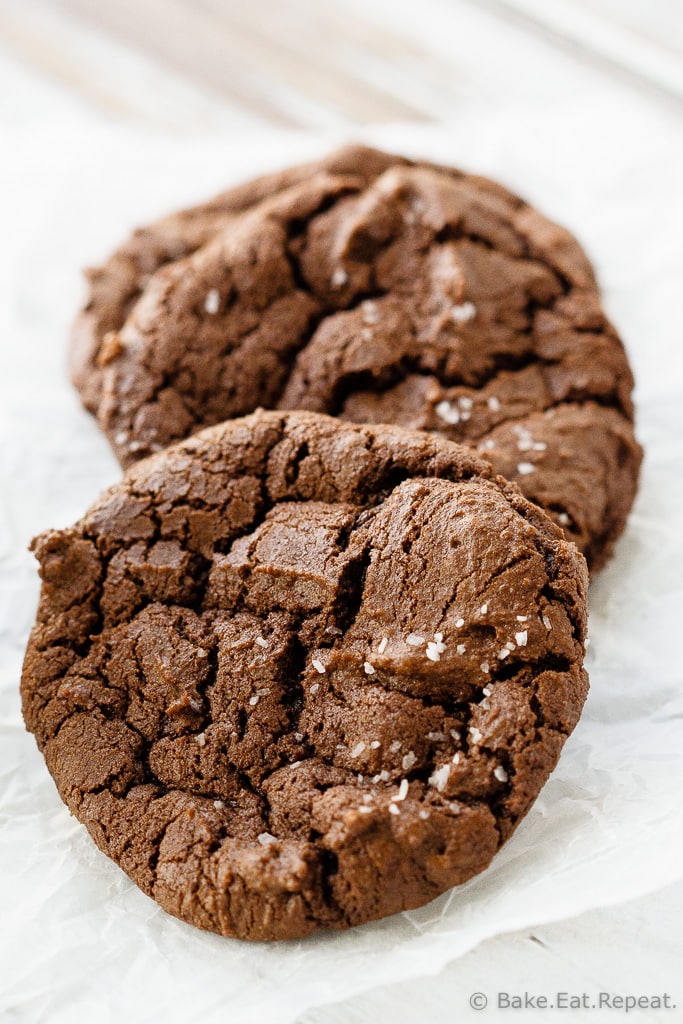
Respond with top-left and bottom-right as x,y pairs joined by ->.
72,146 -> 641,571
23,411 -> 589,941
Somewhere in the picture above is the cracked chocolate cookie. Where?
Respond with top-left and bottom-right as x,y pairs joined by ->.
22,411 -> 589,940
71,145 -> 641,571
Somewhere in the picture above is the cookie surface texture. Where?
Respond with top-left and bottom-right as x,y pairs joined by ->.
22,411 -> 589,940
73,145 -> 641,570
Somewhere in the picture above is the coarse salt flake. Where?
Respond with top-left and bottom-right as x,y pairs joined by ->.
388,803 -> 400,816
312,659 -> 326,674
517,462 -> 535,475
406,633 -> 425,646
213,800 -> 224,810
480,661 -> 490,674
248,695 -> 259,706
494,765 -> 509,783
392,779 -> 409,802
257,832 -> 277,846
204,288 -> 220,314
310,682 -> 320,695
480,603 -> 488,614
255,636 -> 268,648
377,636 -> 389,654
455,617 -> 465,628
370,740 -> 381,749
435,400 -> 460,425
196,732 -> 206,747
351,742 -> 366,757
331,267 -> 348,288
487,395 -> 501,412
450,301 -> 477,323
358,805 -> 373,814
362,300 -> 380,324
515,630 -> 528,647
402,751 -> 417,771
429,764 -> 451,792
456,644 -> 466,655
469,726 -> 483,744
364,661 -> 376,675
390,740 -> 402,753
543,615 -> 552,630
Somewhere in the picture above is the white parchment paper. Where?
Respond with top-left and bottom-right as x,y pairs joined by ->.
1,99 -> 682,1023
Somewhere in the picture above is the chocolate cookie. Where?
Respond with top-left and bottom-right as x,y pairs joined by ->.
22,411 -> 589,940
72,146 -> 641,571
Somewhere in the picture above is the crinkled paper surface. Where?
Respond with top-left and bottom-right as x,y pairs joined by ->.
1,99 -> 682,1023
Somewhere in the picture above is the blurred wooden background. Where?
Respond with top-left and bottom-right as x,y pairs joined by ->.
0,0 -> 681,131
